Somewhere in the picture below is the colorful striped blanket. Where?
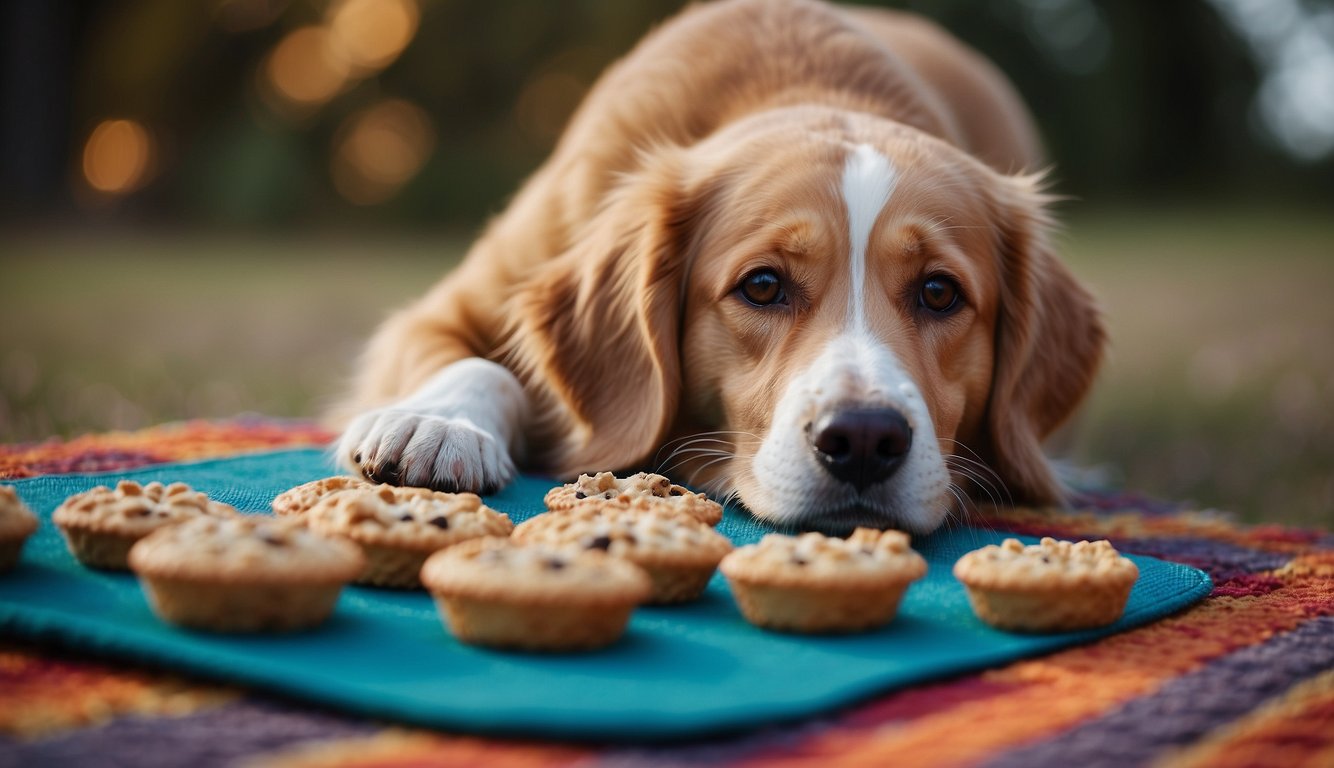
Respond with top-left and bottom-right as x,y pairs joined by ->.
2,419 -> 1331,767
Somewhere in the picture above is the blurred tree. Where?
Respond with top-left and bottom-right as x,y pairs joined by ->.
0,0 -> 82,217
1,0 -> 1330,230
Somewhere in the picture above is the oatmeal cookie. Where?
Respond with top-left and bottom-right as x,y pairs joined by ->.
53,480 -> 239,570
514,498 -> 732,604
719,527 -> 927,633
0,486 -> 39,571
129,515 -> 364,632
420,536 -> 652,651
271,476 -> 374,517
305,484 -> 513,588
543,471 -> 723,526
953,537 -> 1139,632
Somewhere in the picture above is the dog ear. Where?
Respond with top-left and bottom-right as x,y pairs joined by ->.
982,174 -> 1106,505
503,151 -> 695,476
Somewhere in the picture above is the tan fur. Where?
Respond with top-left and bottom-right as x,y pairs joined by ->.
333,0 -> 1104,511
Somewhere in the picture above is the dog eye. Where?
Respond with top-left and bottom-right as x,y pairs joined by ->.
737,269 -> 787,306
919,275 -> 961,314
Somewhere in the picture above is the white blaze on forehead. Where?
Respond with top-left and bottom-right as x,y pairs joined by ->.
840,144 -> 898,333
742,145 -> 949,533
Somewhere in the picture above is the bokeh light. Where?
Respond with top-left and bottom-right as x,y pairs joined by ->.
327,0 -> 419,73
331,99 -> 434,205
82,119 -> 154,194
263,26 -> 350,112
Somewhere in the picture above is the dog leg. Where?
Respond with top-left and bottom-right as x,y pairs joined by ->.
336,358 -> 527,494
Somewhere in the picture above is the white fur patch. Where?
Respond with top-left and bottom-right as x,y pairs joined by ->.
336,358 -> 527,492
841,143 -> 898,333
747,333 -> 950,533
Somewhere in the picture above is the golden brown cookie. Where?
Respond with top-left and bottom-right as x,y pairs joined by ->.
305,484 -> 513,589
543,471 -> 723,526
719,528 -> 927,633
514,498 -> 731,604
271,476 -> 374,517
129,515 -> 364,632
419,536 -> 652,652
0,486 -> 39,571
52,480 -> 239,570
953,537 -> 1139,632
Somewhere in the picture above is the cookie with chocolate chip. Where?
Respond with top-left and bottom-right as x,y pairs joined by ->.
719,528 -> 927,633
52,480 -> 239,570
420,536 -> 651,651
305,484 -> 513,589
543,471 -> 723,526
128,515 -> 363,632
514,498 -> 732,604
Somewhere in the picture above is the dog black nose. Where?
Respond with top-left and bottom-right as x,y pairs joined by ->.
809,408 -> 913,490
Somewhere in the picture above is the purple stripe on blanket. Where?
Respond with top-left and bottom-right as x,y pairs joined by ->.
980,616 -> 1334,768
0,698 -> 376,768
1069,491 -> 1186,516
1114,537 -> 1291,584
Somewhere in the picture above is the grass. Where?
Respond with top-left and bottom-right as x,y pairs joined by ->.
1059,204 -> 1334,530
1,234 -> 461,439
3,206 -> 1331,530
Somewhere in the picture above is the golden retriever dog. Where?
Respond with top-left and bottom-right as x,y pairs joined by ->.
331,0 -> 1105,534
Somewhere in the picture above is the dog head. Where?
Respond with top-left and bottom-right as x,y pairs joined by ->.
507,107 -> 1104,534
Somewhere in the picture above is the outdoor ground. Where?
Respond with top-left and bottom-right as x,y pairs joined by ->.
3,205 -> 1331,529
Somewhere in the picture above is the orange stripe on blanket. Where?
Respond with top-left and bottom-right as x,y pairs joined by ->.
0,420 -> 333,479
1158,667 -> 1334,768
242,731 -> 591,768
739,568 -> 1333,768
0,644 -> 236,739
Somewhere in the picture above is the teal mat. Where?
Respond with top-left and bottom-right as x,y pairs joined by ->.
0,449 -> 1211,741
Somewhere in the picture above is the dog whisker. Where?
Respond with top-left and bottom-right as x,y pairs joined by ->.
653,444 -> 731,474
656,449 -> 735,478
652,432 -> 760,472
939,439 -> 1015,509
682,454 -> 737,489
945,461 -> 1010,513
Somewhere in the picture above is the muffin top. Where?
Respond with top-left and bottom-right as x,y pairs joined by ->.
271,476 -> 375,517
305,484 -> 513,552
953,537 -> 1139,591
543,471 -> 723,526
53,480 -> 238,536
720,527 -> 927,589
514,499 -> 732,567
419,536 -> 652,606
129,515 -> 364,584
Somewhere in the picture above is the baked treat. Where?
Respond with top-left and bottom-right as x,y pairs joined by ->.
514,499 -> 731,604
52,480 -> 239,570
271,476 -> 374,517
0,486 -> 39,571
305,485 -> 514,588
420,536 -> 652,651
953,537 -> 1139,632
543,471 -> 723,526
719,527 -> 927,633
128,515 -> 364,632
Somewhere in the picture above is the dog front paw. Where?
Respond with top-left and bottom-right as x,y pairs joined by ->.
337,409 -> 517,494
